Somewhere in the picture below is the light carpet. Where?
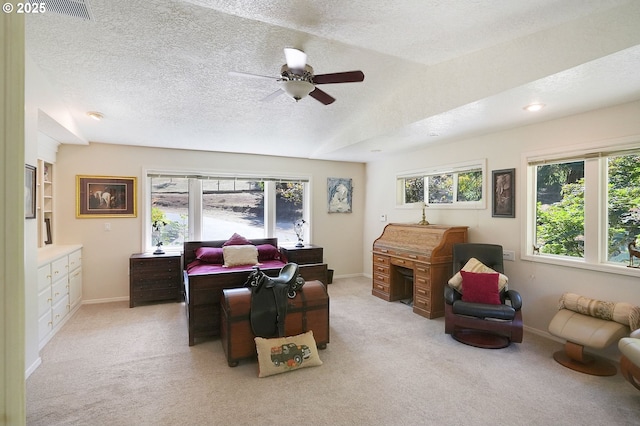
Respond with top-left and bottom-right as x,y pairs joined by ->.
27,276 -> 640,425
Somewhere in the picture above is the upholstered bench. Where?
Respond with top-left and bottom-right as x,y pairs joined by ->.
619,329 -> 640,390
548,293 -> 640,376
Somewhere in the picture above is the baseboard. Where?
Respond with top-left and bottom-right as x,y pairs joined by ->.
25,357 -> 42,379
334,273 -> 365,279
82,296 -> 129,305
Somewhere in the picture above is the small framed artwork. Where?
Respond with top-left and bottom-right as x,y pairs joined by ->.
76,175 -> 137,218
492,168 -> 515,218
25,164 -> 36,219
44,217 -> 52,245
327,177 -> 352,213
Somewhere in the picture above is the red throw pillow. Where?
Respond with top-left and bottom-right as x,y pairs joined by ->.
195,247 -> 224,264
256,244 -> 280,261
222,233 -> 253,246
460,270 -> 501,305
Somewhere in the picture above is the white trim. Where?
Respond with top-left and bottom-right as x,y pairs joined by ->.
82,296 -> 130,305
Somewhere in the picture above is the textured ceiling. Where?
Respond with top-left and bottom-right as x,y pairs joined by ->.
25,0 -> 640,162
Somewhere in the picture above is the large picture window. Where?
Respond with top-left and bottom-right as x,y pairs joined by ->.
397,160 -> 486,208
524,138 -> 640,273
147,172 -> 308,251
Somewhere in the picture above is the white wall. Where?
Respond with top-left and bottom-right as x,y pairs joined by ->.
55,143 -> 365,302
364,100 -> 640,342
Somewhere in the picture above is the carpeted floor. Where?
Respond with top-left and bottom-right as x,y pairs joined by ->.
27,276 -> 640,425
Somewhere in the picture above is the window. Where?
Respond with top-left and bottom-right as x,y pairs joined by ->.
397,160 -> 486,208
524,138 -> 640,273
146,172 -> 309,251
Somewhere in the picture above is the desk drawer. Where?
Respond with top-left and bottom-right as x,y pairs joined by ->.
373,280 -> 390,295
372,254 -> 390,265
390,257 -> 414,268
373,263 -> 389,275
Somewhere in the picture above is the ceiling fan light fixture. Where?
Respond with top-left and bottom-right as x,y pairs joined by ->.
282,80 -> 314,101
523,103 -> 545,112
86,111 -> 104,121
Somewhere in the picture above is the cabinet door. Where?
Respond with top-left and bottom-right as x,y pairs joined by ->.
69,267 -> 82,310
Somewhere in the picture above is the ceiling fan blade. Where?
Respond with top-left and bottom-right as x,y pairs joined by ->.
313,71 -> 365,84
309,88 -> 336,105
284,47 -> 307,69
261,89 -> 285,102
229,71 -> 278,81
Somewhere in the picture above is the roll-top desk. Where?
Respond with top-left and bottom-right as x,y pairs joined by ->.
372,224 -> 468,319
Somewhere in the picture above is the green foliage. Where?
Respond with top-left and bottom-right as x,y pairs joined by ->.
404,177 -> 424,203
536,181 -> 585,257
276,182 -> 303,206
536,155 -> 640,261
457,171 -> 482,202
428,174 -> 453,203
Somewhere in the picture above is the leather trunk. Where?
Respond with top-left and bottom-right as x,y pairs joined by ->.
220,280 -> 329,367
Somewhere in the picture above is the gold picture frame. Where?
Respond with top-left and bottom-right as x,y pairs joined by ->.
76,175 -> 137,218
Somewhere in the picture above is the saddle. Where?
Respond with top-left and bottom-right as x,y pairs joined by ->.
245,263 -> 305,338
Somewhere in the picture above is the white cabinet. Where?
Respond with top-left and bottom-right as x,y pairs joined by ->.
37,245 -> 82,349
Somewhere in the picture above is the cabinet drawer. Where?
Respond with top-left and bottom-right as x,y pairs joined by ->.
52,277 -> 68,305
132,288 -> 179,302
51,257 -> 68,280
373,263 -> 389,275
38,287 -> 52,317
38,312 -> 52,342
68,249 -> 82,271
373,273 -> 389,285
414,295 -> 430,310
414,285 -> 430,299
37,265 -> 51,292
52,296 -> 69,327
414,275 -> 430,287
133,278 -> 179,290
373,280 -> 390,295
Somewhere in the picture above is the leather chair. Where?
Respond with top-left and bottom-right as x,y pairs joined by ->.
444,243 -> 523,349
619,329 -> 640,390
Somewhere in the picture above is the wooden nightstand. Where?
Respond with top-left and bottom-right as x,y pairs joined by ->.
279,244 -> 323,265
129,252 -> 182,307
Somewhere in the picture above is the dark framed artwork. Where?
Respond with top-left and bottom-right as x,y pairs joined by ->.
25,164 -> 36,219
76,175 -> 137,218
492,168 -> 515,218
44,217 -> 52,245
327,177 -> 352,213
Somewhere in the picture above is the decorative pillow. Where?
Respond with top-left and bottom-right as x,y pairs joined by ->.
222,233 -> 253,246
222,244 -> 259,267
460,271 -> 501,305
255,331 -> 323,378
448,257 -> 508,293
256,244 -> 280,262
195,247 -> 224,264
559,292 -> 640,331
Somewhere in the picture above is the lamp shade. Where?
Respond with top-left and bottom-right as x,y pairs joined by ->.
282,80 -> 314,101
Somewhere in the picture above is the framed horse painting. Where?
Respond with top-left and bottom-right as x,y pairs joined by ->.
76,175 -> 137,218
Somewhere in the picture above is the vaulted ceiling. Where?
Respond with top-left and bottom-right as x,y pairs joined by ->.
25,0 -> 640,162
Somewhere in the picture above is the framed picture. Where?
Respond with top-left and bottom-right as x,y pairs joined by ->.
25,164 -> 36,219
492,168 -> 515,218
44,217 -> 52,245
327,177 -> 352,213
76,175 -> 137,218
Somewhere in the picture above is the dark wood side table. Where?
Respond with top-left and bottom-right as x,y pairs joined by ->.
129,252 -> 182,307
279,244 -> 332,284
279,244 -> 323,264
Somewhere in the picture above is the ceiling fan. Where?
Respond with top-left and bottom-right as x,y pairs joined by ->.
230,47 -> 365,105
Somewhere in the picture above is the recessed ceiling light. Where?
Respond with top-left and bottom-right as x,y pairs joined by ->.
87,111 -> 104,121
523,103 -> 545,112
371,149 -> 382,153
